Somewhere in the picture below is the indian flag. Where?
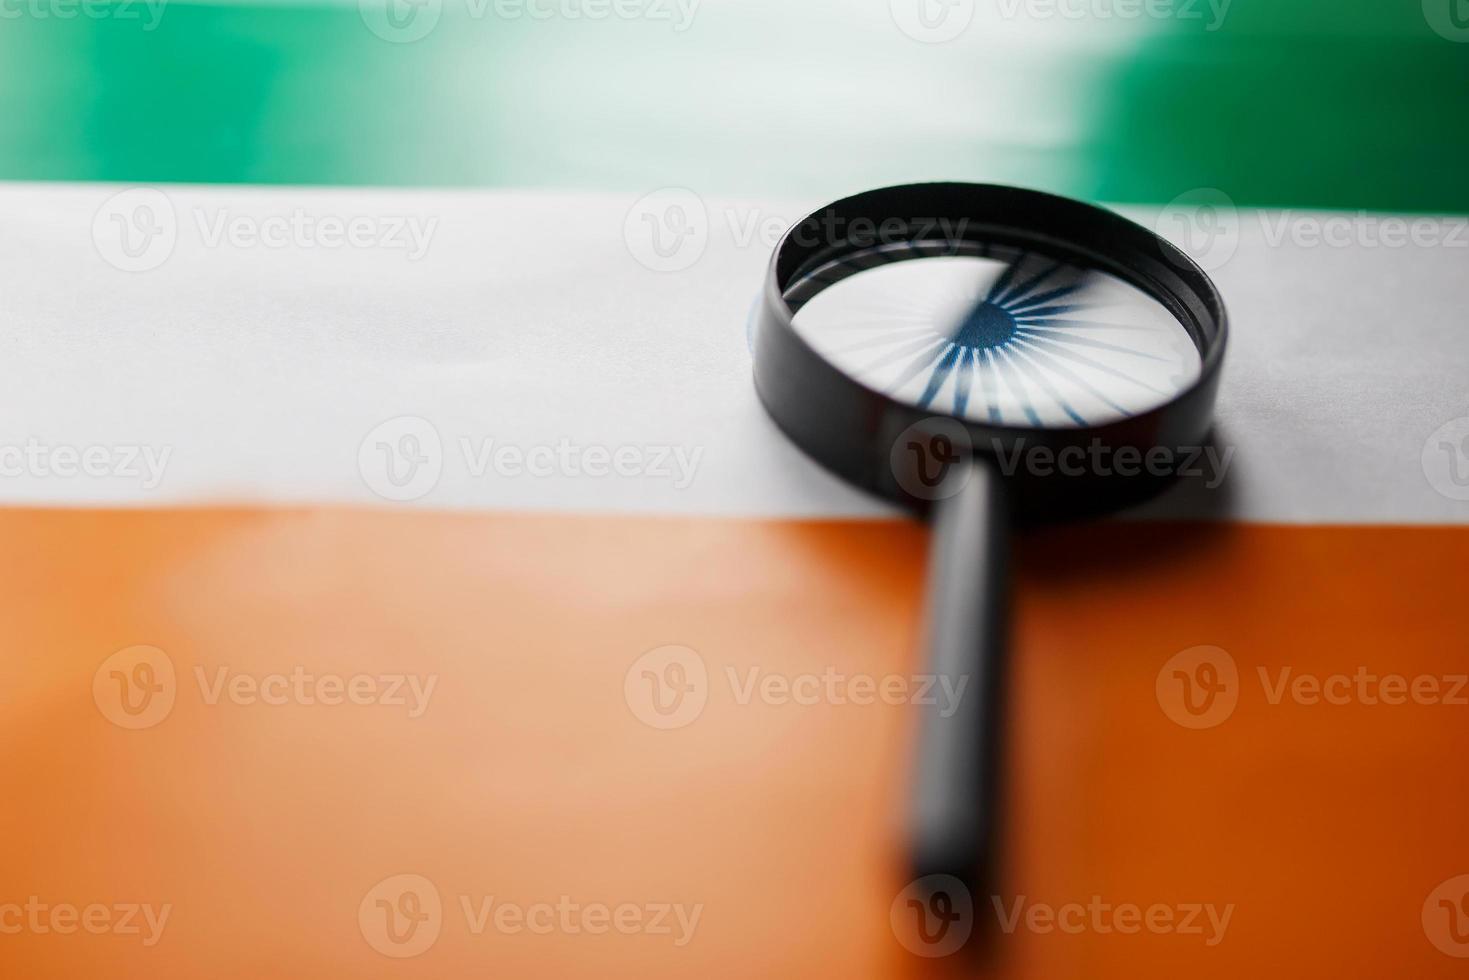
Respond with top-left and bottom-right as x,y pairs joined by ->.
2,1 -> 1467,976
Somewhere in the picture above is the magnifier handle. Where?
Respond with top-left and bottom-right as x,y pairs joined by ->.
911,459 -> 1008,895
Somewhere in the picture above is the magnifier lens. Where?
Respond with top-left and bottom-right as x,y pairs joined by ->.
755,184 -> 1229,911
789,246 -> 1202,429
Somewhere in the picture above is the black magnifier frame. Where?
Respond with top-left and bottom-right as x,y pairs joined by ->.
752,182 -> 1228,905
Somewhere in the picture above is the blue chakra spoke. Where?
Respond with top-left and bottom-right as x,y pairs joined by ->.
1014,334 -> 1169,395
829,321 -> 937,340
857,333 -> 947,374
1010,303 -> 1083,320
1010,338 -> 1134,417
983,255 -> 1025,302
1016,319 -> 1165,333
953,348 -> 975,418
917,344 -> 963,410
858,302 -> 951,318
794,250 -> 909,294
827,315 -> 941,329
1014,328 -> 1168,362
889,341 -> 955,396
1004,282 -> 1085,314
993,348 -> 1042,427
979,349 -> 1004,423
831,325 -> 940,356
1004,345 -> 1092,426
994,261 -> 1061,307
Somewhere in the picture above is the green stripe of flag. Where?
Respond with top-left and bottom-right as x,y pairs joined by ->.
1,1 -> 1465,212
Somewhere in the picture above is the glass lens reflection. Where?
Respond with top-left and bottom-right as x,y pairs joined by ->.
790,249 -> 1202,428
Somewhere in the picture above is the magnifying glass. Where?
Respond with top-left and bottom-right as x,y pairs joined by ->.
751,183 -> 1228,899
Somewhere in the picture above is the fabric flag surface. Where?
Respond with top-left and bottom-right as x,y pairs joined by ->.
1,2 -> 1467,976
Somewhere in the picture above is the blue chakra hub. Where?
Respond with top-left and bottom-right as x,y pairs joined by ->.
951,301 -> 1016,350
